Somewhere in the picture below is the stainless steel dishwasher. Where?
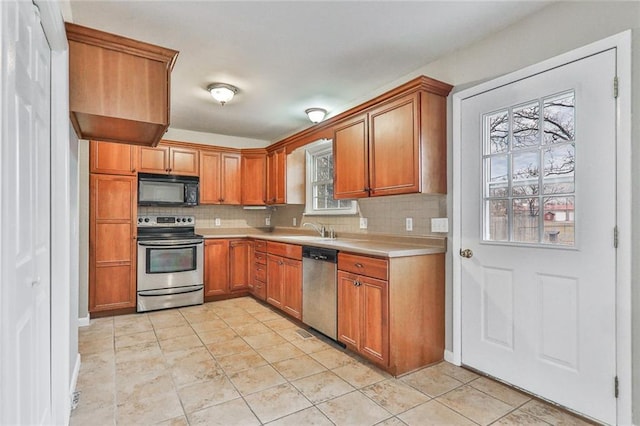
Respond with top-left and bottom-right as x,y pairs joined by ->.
302,246 -> 338,340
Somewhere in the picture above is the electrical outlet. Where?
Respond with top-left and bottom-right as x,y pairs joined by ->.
431,218 -> 449,233
293,217 -> 297,226
406,217 -> 413,231
265,217 -> 271,226
359,217 -> 368,229
214,218 -> 221,226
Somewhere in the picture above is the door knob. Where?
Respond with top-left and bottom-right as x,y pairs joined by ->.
459,248 -> 473,258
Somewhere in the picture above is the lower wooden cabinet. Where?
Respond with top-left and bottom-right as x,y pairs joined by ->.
229,239 -> 250,291
251,240 -> 267,301
337,270 -> 389,366
204,239 -> 229,298
89,174 -> 137,313
266,242 -> 302,320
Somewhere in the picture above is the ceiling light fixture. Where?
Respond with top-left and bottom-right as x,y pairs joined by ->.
305,108 -> 327,123
207,83 -> 238,106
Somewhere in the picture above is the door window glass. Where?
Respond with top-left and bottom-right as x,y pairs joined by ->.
483,91 -> 575,246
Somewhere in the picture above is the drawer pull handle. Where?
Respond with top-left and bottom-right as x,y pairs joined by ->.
354,263 -> 363,268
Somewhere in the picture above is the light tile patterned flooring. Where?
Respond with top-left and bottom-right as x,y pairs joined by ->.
72,297 -> 593,426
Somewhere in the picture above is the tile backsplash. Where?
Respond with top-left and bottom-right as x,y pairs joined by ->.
139,193 -> 447,237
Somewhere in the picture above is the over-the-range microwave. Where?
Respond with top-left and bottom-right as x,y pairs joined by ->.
138,173 -> 199,207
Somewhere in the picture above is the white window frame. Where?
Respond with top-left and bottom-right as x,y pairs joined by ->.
304,139 -> 358,216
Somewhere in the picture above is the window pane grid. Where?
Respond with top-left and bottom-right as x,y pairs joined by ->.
310,150 -> 352,212
482,90 -> 575,246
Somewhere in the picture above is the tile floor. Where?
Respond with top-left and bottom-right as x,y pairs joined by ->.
71,297 -> 594,426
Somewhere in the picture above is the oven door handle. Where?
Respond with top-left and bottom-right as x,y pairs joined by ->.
138,240 -> 204,247
138,286 -> 203,297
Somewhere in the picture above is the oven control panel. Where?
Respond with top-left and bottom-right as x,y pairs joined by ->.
137,215 -> 195,227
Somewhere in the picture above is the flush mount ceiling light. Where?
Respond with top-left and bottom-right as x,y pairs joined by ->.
207,83 -> 238,106
305,108 -> 327,123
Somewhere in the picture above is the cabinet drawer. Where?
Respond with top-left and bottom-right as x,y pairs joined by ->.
254,240 -> 267,252
254,263 -> 267,282
338,252 -> 388,281
267,241 -> 302,260
254,251 -> 267,265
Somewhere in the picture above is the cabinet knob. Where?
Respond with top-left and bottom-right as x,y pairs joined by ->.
131,168 -> 136,173
364,187 -> 370,192
353,280 -> 361,287
354,262 -> 363,268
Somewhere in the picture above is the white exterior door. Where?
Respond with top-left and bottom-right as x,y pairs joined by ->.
1,1 -> 52,424
459,49 -> 617,424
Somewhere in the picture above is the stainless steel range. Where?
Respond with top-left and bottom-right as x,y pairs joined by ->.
136,215 -> 204,312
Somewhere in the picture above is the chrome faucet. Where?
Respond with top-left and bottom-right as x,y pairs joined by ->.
303,222 -> 326,238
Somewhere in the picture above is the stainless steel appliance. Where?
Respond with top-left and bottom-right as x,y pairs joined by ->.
302,246 -> 338,340
138,173 -> 199,207
137,215 -> 204,312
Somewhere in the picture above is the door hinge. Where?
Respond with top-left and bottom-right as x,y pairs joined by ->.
614,77 -> 619,99
615,376 -> 619,398
614,226 -> 619,248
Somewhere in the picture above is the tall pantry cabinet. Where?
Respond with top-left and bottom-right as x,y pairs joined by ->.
89,141 -> 138,314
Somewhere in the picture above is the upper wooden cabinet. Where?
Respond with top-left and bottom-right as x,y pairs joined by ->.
66,23 -> 178,147
138,144 -> 199,176
334,90 -> 447,198
200,150 -> 241,205
267,148 -> 286,204
241,152 -> 267,205
90,140 -> 138,175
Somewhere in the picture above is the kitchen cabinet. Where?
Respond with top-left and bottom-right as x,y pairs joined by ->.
89,174 -> 137,313
266,242 -> 302,319
200,150 -> 241,205
337,252 -> 445,375
334,90 -> 449,199
204,239 -> 229,298
251,240 -> 267,301
138,144 -> 199,176
90,140 -> 138,175
266,148 -> 286,204
66,23 -> 178,147
241,152 -> 267,205
229,240 -> 251,291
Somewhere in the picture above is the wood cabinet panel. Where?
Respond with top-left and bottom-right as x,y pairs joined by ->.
266,254 -> 283,309
200,150 -> 240,204
138,144 -> 199,176
66,23 -> 178,146
281,258 -> 302,320
266,148 -> 286,204
229,240 -> 250,291
333,114 -> 369,199
138,145 -> 169,173
266,241 -> 302,260
338,252 -> 388,281
204,239 -> 229,298
369,94 -> 420,196
337,271 -> 360,348
241,153 -> 267,205
90,140 -> 138,175
89,174 -> 136,313
360,275 -> 389,365
170,146 -> 199,176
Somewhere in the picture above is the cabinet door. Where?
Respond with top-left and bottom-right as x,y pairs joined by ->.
360,275 -> 389,366
229,240 -> 250,291
90,140 -> 138,175
267,148 -> 286,204
282,259 -> 302,320
89,174 -> 137,312
333,114 -> 369,199
200,150 -> 222,204
337,271 -> 360,349
169,146 -> 199,176
266,254 -> 283,308
368,94 -> 420,196
138,145 -> 170,174
241,153 -> 266,205
204,239 -> 229,297
221,153 -> 241,205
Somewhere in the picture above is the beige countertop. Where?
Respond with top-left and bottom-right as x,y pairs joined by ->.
196,228 -> 446,258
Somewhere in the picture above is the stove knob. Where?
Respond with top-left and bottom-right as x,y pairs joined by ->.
187,218 -> 193,223
138,218 -> 142,223
144,218 -> 150,223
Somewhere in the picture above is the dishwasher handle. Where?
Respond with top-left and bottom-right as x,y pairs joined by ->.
302,246 -> 338,263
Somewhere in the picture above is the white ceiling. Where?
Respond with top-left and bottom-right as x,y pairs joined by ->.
66,1 -> 549,144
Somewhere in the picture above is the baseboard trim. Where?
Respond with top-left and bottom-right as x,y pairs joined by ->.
444,350 -> 459,365
78,316 -> 90,327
